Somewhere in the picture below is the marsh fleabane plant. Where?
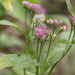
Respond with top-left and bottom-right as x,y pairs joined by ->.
0,1 -> 75,75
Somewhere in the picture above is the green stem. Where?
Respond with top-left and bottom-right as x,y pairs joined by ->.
24,8 -> 28,75
36,40 -> 39,75
39,42 -> 43,62
27,40 -> 31,54
48,26 -> 74,75
27,13 -> 34,54
52,31 -> 61,41
25,8 -> 27,35
40,28 -> 56,75
63,26 -> 73,54
23,68 -> 26,75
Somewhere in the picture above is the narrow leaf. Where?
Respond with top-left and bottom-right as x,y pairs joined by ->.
0,54 -> 18,70
53,39 -> 72,45
2,0 -> 14,12
65,0 -> 75,17
37,20 -> 46,26
0,20 -> 27,38
14,54 -> 39,69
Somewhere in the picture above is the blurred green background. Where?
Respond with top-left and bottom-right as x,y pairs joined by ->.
0,0 -> 75,75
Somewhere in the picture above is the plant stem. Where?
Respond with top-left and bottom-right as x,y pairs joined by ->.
40,28 -> 55,75
63,26 -> 73,54
36,40 -> 39,75
39,42 -> 43,62
52,31 -> 61,41
25,8 -> 27,35
48,26 -> 74,75
24,8 -> 27,75
27,13 -> 34,54
23,68 -> 26,75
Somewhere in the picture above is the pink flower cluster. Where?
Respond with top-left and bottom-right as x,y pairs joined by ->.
22,1 -> 41,12
47,19 -> 63,26
33,17 -> 43,23
70,16 -> 75,25
35,25 -> 51,41
60,26 -> 66,31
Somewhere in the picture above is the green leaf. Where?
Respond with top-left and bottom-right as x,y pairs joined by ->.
43,48 -> 64,73
37,20 -> 46,26
65,0 -> 75,17
0,33 -> 24,47
30,35 -> 36,42
14,54 -> 39,69
53,39 -> 72,45
2,0 -> 14,12
0,20 -> 27,38
19,0 -> 40,4
0,54 -> 18,70
46,14 -> 70,25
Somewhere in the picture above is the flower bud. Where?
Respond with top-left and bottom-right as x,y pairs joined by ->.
63,26 -> 66,31
35,33 -> 40,39
49,19 -> 53,24
59,20 -> 63,25
40,19 -> 43,22
45,29 -> 51,36
22,1 -> 30,7
33,19 -> 36,23
28,3 -> 33,9
31,4 -> 41,12
36,17 -> 41,20
47,20 -> 50,24
53,19 -> 59,26
60,26 -> 66,31
41,35 -> 46,41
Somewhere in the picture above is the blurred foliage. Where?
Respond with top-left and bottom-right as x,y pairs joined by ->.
2,0 -> 14,12
0,33 -> 24,47
0,2 -> 5,20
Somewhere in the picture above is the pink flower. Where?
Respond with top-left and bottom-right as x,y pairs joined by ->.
70,16 -> 75,26
59,20 -> 63,24
36,17 -> 43,22
36,7 -> 47,15
42,26 -> 46,33
49,19 -> 53,24
47,20 -> 50,23
60,26 -> 66,31
33,19 -> 36,23
28,3 -> 33,9
35,25 -> 51,40
41,35 -> 46,41
45,30 -> 51,36
36,17 -> 41,20
31,4 -> 41,12
22,1 -> 30,7
53,19 -> 59,26
35,33 -> 40,39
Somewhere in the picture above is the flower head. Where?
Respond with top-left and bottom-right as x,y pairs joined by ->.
41,35 -> 46,41
70,16 -> 75,26
22,1 -> 30,7
31,4 -> 41,12
47,19 -> 63,26
60,26 -> 66,31
34,25 -> 51,41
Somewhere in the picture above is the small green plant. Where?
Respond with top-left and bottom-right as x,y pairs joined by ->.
0,0 -> 75,75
